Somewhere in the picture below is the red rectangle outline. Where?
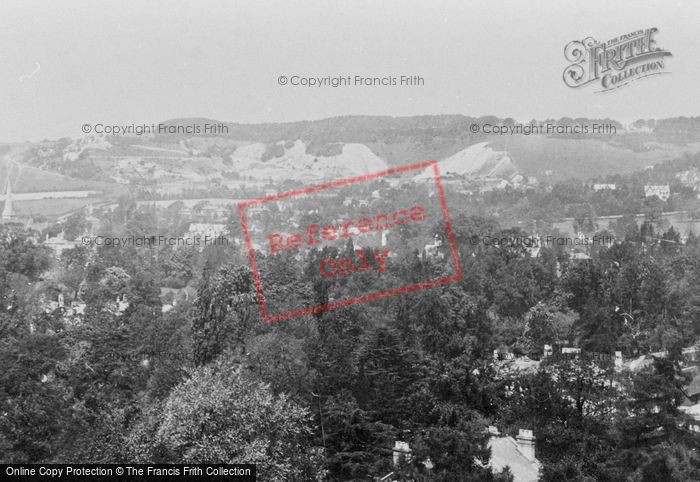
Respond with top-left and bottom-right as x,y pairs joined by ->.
238,160 -> 463,323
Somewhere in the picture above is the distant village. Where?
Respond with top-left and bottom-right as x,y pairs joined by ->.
2,163 -> 698,311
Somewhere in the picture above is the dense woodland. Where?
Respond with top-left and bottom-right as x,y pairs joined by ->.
3,158 -> 700,481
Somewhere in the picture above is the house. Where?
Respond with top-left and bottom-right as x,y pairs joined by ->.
494,352 -> 541,374
486,426 -> 541,482
679,404 -> 700,432
526,234 -> 542,258
570,251 -> 592,261
616,344 -> 700,404
392,441 -> 411,466
644,185 -> 670,202
676,169 -> 700,188
187,222 -> 227,240
44,232 -> 78,257
200,204 -> 228,220
543,344 -> 553,358
593,183 -> 616,192
423,235 -> 444,259
561,347 -> 582,355
479,177 -> 511,193
377,441 -> 433,481
160,286 -> 196,313
510,174 -> 525,186
683,366 -> 700,403
40,292 -> 87,325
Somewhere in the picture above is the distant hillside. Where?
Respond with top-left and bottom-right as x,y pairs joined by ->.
4,115 -> 700,197
159,115 -> 700,178
487,136 -> 700,181
0,143 -> 107,193
415,142 -> 518,179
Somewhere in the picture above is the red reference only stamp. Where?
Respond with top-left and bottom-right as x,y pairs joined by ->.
238,160 -> 462,323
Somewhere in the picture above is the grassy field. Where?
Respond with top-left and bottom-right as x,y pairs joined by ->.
12,198 -> 106,218
489,137 -> 700,181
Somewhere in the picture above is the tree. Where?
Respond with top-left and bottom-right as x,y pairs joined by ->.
192,264 -> 257,366
603,356 -> 700,480
355,327 -> 419,429
136,357 -> 323,480
0,226 -> 51,284
500,356 -> 617,481
59,246 -> 90,300
0,331 -> 71,462
62,212 -> 89,241
521,302 -> 557,359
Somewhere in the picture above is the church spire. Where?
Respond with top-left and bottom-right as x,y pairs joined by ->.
2,176 -> 16,220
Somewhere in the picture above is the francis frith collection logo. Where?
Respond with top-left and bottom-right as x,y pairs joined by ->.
563,28 -> 672,92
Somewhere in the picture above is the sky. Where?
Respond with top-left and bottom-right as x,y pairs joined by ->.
1,0 -> 698,142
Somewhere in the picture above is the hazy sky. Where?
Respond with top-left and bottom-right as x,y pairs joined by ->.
1,0 -> 698,142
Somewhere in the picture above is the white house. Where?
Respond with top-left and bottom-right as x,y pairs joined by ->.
644,185 -> 670,201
